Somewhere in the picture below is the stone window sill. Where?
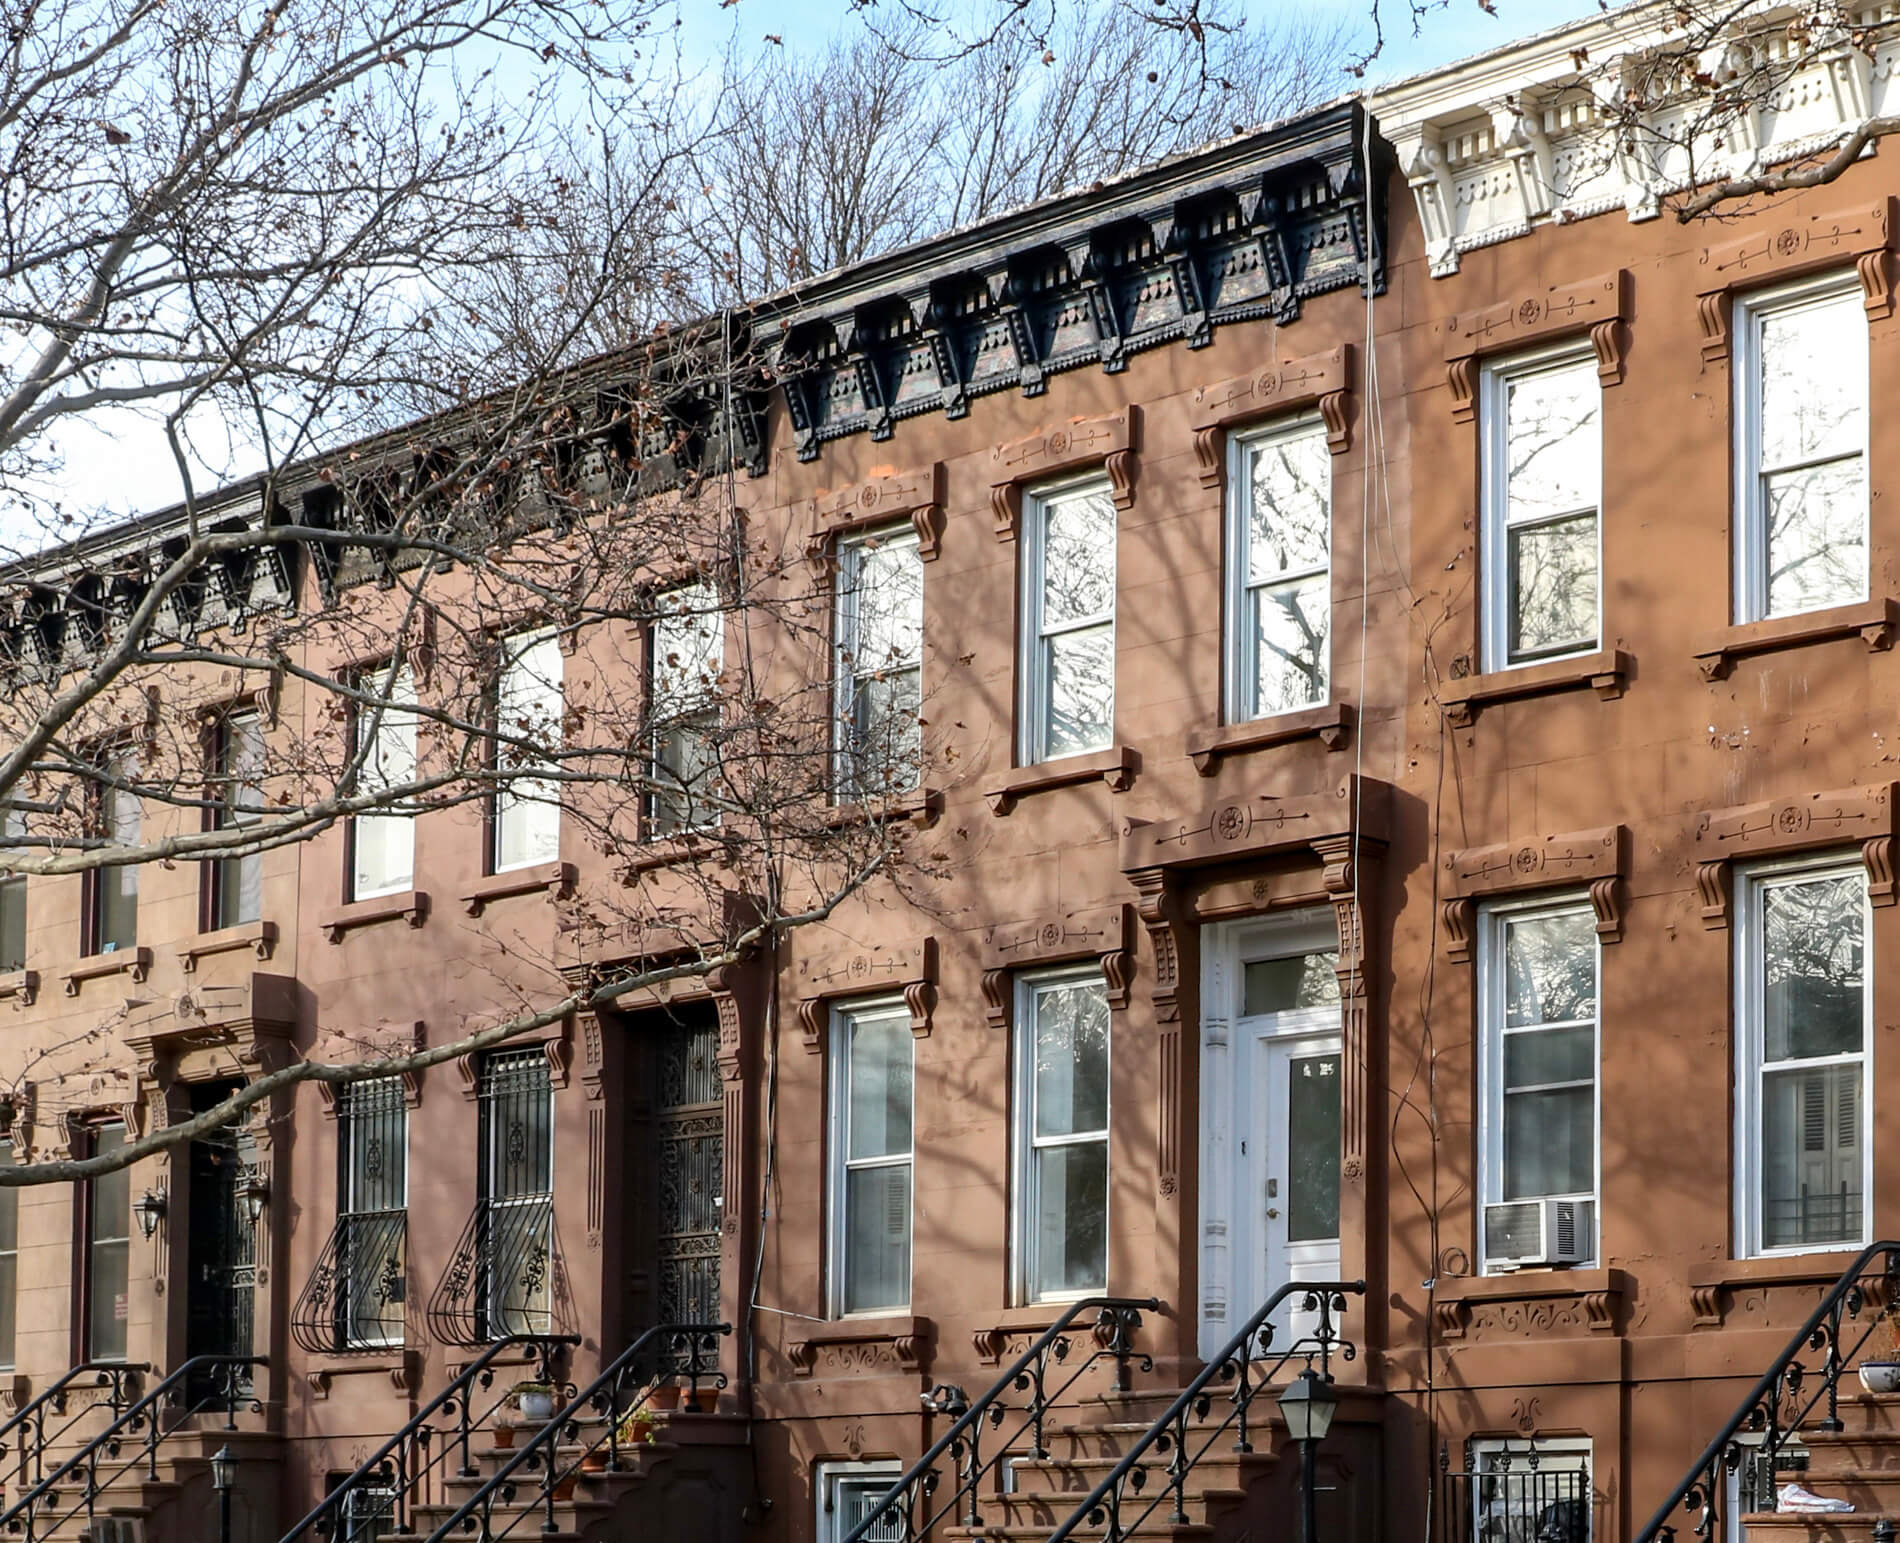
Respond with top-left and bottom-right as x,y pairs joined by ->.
0,970 -> 37,1008
1688,1251 -> 1868,1327
180,920 -> 278,972
1187,704 -> 1353,775
61,947 -> 152,996
984,746 -> 1139,816
1441,648 -> 1630,727
461,862 -> 575,917
1694,598 -> 1898,681
320,891 -> 429,944
819,788 -> 943,833
305,1348 -> 417,1397
1433,1266 -> 1628,1339
620,833 -> 731,880
786,1313 -> 933,1378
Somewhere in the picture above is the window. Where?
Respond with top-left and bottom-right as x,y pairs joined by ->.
0,1141 -> 17,1371
648,583 -> 723,837
1226,419 -> 1331,719
1478,899 -> 1599,1272
815,1460 -> 903,1543
329,1476 -> 397,1543
1735,278 -> 1868,622
828,999 -> 912,1316
1013,970 -> 1110,1302
87,752 -> 139,953
1736,861 -> 1870,1256
81,1123 -> 130,1362
0,808 -> 26,973
1021,477 -> 1115,764
478,1049 -> 553,1338
1461,1438 -> 1591,1543
835,526 -> 923,800
1480,349 -> 1601,668
350,666 -> 417,901
338,1078 -> 408,1348
492,631 -> 564,872
210,709 -> 264,930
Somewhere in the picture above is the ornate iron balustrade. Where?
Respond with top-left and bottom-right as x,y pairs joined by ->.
1638,1241 -> 1900,1542
1044,1279 -> 1366,1543
278,1334 -> 576,1541
0,1362 -> 148,1501
423,1322 -> 729,1541
1441,1441 -> 1591,1543
0,1354 -> 263,1542
292,1208 -> 408,1353
843,1297 -> 1158,1543
426,1197 -> 562,1348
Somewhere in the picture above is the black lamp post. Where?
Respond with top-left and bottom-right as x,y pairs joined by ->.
210,1443 -> 237,1543
1277,1368 -> 1339,1543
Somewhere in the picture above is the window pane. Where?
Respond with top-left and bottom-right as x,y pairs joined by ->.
1760,293 -> 1865,469
1762,1062 -> 1862,1248
848,537 -> 923,670
353,670 -> 415,899
1040,489 -> 1116,626
1286,1053 -> 1341,1244
0,880 -> 24,974
1510,512 -> 1598,659
847,668 -> 922,797
1032,981 -> 1109,1139
495,634 -> 563,872
1243,953 -> 1341,1016
1247,431 -> 1330,579
843,1164 -> 910,1314
651,713 -> 720,836
88,1127 -> 129,1360
98,771 -> 139,950
847,1017 -> 912,1161
1252,575 -> 1329,714
1502,1085 -> 1593,1200
1763,873 -> 1864,1062
652,585 -> 723,709
1505,362 -> 1599,521
1044,625 -> 1114,757
1503,911 -> 1596,1027
353,813 -> 413,900
1503,1024 -> 1595,1089
1032,1141 -> 1107,1296
1764,457 -> 1867,617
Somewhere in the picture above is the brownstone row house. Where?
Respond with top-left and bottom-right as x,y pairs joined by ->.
5,4 -> 1900,1540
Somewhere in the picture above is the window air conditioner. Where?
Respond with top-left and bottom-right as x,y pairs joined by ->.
1483,1198 -> 1594,1270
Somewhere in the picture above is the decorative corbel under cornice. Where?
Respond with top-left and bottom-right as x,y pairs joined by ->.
1439,825 -> 1630,958
793,934 -> 938,1051
1696,200 -> 1894,363
1190,346 -> 1354,489
978,904 -> 1134,1032
1438,271 -> 1630,423
989,410 -> 1137,542
1692,782 -> 1896,928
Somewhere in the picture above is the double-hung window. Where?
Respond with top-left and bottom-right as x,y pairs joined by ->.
1736,860 -> 1870,1255
0,808 -> 25,972
828,998 -> 912,1316
1478,899 -> 1599,1272
835,526 -> 923,800
1021,477 -> 1115,764
0,1140 -> 17,1372
1480,350 -> 1601,667
649,583 -> 723,837
337,1077 -> 408,1348
492,631 -> 564,872
1014,970 -> 1111,1301
350,666 -> 417,901
81,1123 -> 130,1361
1734,277 -> 1868,622
87,752 -> 139,954
210,709 -> 264,930
1226,419 -> 1332,719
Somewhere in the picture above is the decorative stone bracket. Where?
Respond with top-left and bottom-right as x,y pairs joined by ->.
786,1314 -> 933,1379
0,970 -> 37,1009
979,904 -> 1133,1030
1697,200 -> 1895,363
794,934 -> 938,1051
1433,1267 -> 1628,1342
1190,345 -> 1353,488
1439,825 -> 1629,962
1693,782 -> 1896,929
1440,270 -> 1630,423
179,920 -> 278,972
989,409 -> 1137,541
313,1021 -> 426,1112
320,890 -> 430,943
805,463 -> 945,571
62,947 -> 153,997
460,862 -> 575,917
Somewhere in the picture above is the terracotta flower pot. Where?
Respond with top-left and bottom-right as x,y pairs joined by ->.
492,1423 -> 517,1450
687,1387 -> 718,1414
580,1448 -> 609,1475
648,1384 -> 680,1411
551,1474 -> 578,1503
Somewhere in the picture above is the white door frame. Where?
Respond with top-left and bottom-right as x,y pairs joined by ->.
1198,911 -> 1344,1360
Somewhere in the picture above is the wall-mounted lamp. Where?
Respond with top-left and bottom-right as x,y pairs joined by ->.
238,1171 -> 269,1226
133,1188 -> 167,1241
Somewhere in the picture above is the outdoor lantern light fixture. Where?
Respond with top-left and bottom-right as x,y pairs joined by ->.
133,1188 -> 167,1241
238,1171 -> 270,1225
211,1443 -> 236,1543
1278,1367 -> 1340,1543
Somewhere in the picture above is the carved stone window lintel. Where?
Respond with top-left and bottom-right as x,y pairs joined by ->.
1440,270 -> 1630,422
978,905 -> 1133,1032
794,935 -> 938,1051
1693,782 -> 1896,929
1696,200 -> 1895,363
1190,345 -> 1354,487
804,464 -> 946,573
1439,826 -> 1630,959
989,410 -> 1137,542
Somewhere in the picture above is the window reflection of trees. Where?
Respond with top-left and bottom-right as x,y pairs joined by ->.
650,582 -> 725,835
1028,978 -> 1110,1296
1502,362 -> 1598,662
1036,486 -> 1116,757
1499,909 -> 1597,1205
838,532 -> 924,799
1245,427 -> 1330,715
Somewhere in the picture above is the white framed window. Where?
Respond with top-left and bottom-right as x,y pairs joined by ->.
828,998 -> 913,1317
1020,475 -> 1115,765
815,1459 -> 903,1543
648,583 -> 724,837
1013,969 -> 1111,1303
1735,859 -> 1870,1257
0,1140 -> 17,1372
1465,1438 -> 1592,1543
492,630 -> 564,872
88,749 -> 140,953
1225,418 -> 1331,720
1733,275 -> 1868,623
210,708 -> 265,929
336,1077 -> 408,1350
0,808 -> 26,973
1479,347 -> 1601,669
1477,897 -> 1600,1274
350,665 -> 417,901
834,525 -> 923,800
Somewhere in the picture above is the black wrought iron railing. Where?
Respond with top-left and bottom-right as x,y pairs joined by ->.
292,1209 -> 409,1353
0,1362 -> 149,1501
843,1296 -> 1158,1543
426,1197 -> 561,1348
278,1334 -> 576,1541
1637,1240 -> 1900,1543
1441,1443 -> 1591,1543
422,1322 -> 728,1541
1044,1280 -> 1365,1543
0,1354 -> 263,1542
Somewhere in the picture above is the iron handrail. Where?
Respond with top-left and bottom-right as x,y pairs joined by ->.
1045,1279 -> 1366,1543
844,1296 -> 1159,1543
1636,1240 -> 1900,1543
277,1334 -> 578,1541
422,1322 -> 729,1541
0,1361 -> 150,1497
0,1354 -> 264,1541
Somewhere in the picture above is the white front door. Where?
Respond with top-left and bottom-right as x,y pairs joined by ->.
1255,1027 -> 1343,1349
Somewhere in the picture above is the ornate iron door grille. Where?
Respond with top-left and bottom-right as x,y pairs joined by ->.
184,1096 -> 255,1398
477,1049 -> 554,1340
656,1021 -> 723,1326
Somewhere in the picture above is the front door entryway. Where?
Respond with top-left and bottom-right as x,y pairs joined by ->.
654,1014 -> 724,1326
184,1081 -> 256,1397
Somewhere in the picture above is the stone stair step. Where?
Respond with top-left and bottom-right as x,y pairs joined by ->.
1738,1513 -> 1900,1541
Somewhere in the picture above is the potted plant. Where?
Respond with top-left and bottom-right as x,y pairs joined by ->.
647,1381 -> 681,1412
550,1468 -> 578,1502
616,1408 -> 656,1449
1861,1305 -> 1900,1393
491,1410 -> 517,1450
513,1382 -> 557,1423
685,1384 -> 718,1414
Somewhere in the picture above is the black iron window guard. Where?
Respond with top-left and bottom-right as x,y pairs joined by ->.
292,1209 -> 408,1353
426,1196 -> 561,1348
1441,1441 -> 1591,1543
